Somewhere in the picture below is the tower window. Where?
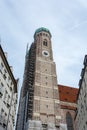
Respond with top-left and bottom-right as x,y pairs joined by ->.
46,91 -> 48,94
43,39 -> 48,46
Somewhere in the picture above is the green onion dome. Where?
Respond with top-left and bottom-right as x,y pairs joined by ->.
34,27 -> 51,37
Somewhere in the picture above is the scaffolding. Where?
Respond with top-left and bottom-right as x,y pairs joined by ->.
22,42 -> 36,124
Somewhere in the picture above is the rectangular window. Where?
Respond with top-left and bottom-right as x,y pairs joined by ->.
4,69 -> 7,73
43,40 -> 48,46
3,74 -> 7,80
0,63 -> 4,74
1,63 -> 4,68
0,83 -> 4,98
0,82 -> 2,87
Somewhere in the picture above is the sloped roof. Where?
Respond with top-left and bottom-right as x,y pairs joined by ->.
58,84 -> 78,103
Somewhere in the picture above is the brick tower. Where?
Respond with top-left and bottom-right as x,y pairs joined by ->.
16,27 -> 61,130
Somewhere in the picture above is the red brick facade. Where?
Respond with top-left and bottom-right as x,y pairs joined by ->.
58,84 -> 78,130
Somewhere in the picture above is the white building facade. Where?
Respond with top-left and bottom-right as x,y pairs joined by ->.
0,45 -> 18,130
75,55 -> 87,130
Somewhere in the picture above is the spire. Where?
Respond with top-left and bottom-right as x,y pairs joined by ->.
26,43 -> 29,55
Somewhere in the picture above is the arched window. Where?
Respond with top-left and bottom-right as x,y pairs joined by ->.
66,112 -> 74,130
43,39 -> 48,46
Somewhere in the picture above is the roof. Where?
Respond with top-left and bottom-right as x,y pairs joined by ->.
34,27 -> 52,37
58,84 -> 78,103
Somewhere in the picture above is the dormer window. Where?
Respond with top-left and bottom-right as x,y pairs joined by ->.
43,39 -> 48,46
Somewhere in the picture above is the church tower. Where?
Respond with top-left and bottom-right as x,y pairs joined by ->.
16,27 -> 61,130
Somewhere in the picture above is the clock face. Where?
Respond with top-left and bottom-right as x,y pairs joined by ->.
42,50 -> 49,57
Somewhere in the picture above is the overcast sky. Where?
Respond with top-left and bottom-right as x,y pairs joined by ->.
0,0 -> 87,91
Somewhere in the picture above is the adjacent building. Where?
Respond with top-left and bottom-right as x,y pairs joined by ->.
0,45 -> 18,130
75,55 -> 87,130
58,84 -> 78,130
